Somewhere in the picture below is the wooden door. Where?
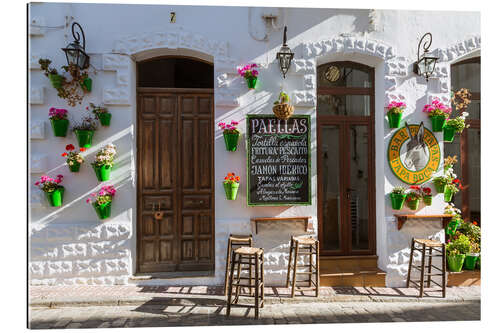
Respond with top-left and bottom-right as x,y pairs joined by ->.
316,62 -> 376,256
137,88 -> 214,273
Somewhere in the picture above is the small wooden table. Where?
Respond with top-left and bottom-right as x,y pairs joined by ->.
394,214 -> 453,230
251,216 -> 311,234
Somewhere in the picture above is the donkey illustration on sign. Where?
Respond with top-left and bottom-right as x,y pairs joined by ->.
404,121 -> 429,171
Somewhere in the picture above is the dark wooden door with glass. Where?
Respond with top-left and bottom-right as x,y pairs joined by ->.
317,62 -> 376,255
136,89 -> 214,273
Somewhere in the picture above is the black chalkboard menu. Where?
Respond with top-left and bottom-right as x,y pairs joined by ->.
247,114 -> 311,206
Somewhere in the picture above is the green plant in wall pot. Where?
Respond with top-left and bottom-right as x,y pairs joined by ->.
34,174 -> 65,207
446,234 -> 471,272
385,100 -> 407,129
444,203 -> 462,236
422,97 -> 452,132
273,91 -> 294,120
238,63 -> 259,89
72,115 -> 98,148
444,112 -> 469,143
444,178 -> 463,203
218,120 -> 240,151
48,107 -> 70,137
458,220 -> 481,270
89,103 -> 112,126
223,172 -> 240,200
422,186 -> 433,206
389,186 -> 407,210
61,144 -> 86,172
87,185 -> 116,220
91,143 -> 116,182
405,185 -> 422,211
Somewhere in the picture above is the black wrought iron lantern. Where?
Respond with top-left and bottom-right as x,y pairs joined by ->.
413,32 -> 439,81
61,22 -> 90,70
276,26 -> 294,79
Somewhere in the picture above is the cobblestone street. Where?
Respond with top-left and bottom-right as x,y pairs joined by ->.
29,300 -> 480,329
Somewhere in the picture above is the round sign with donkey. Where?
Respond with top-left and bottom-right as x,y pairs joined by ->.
388,122 -> 440,185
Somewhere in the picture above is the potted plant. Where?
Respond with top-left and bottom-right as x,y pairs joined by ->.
444,155 -> 458,173
91,143 -> 117,182
422,186 -> 433,206
34,174 -> 64,207
61,144 -> 86,172
238,63 -> 259,89
86,185 -> 116,220
218,120 -> 240,152
432,175 -> 448,193
72,115 -> 98,148
444,203 -> 463,235
48,107 -> 69,137
422,97 -> 452,132
444,178 -> 463,203
446,234 -> 471,272
386,100 -> 406,128
223,172 -> 240,200
405,185 -> 422,210
443,112 -> 469,143
458,221 -> 481,270
272,91 -> 294,120
89,103 -> 112,127
389,186 -> 407,210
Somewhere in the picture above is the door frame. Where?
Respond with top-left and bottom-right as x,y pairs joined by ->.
317,61 -> 376,256
135,86 -> 215,273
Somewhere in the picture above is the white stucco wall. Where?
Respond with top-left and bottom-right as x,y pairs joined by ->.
29,3 -> 480,286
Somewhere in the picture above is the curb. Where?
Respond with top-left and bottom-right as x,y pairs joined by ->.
29,295 -> 481,308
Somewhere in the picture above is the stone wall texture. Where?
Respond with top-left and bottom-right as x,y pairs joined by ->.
29,3 -> 480,286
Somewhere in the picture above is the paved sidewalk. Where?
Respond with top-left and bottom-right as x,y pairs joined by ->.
29,285 -> 480,307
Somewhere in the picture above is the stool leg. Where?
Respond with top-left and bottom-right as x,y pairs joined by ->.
226,251 -> 236,316
442,244 -> 446,298
291,240 -> 299,298
419,244 -> 426,297
308,243 -> 313,287
254,253 -> 260,319
427,247 -> 433,288
260,251 -> 264,307
315,241 -> 320,297
286,236 -> 293,288
235,254 -> 242,302
406,238 -> 415,288
224,239 -> 232,296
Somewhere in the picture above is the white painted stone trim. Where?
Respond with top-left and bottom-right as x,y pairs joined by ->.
31,153 -> 48,173
30,120 -> 45,140
30,87 -> 44,105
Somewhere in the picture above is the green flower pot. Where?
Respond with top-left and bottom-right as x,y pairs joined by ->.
444,185 -> 454,202
93,164 -> 111,182
406,198 -> 420,210
75,130 -> 94,148
80,77 -> 92,92
476,256 -> 481,269
443,125 -> 456,143
433,181 -> 445,193
430,115 -> 446,132
387,113 -> 403,129
464,254 -> 479,270
68,162 -> 81,172
223,132 -> 240,152
423,195 -> 433,206
390,193 -> 406,210
98,113 -> 112,126
445,219 -> 460,235
223,182 -> 240,200
45,186 -> 65,207
93,201 -> 112,220
447,254 -> 465,272
48,73 -> 63,89
50,118 -> 69,137
246,76 -> 257,89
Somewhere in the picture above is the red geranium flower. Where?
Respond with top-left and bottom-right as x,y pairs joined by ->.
79,147 -> 86,152
66,144 -> 75,151
472,221 -> 478,225
61,152 -> 68,157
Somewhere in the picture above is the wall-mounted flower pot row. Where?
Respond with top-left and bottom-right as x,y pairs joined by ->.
389,185 -> 432,210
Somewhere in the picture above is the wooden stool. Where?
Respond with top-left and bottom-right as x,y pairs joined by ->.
286,236 -> 320,297
226,247 -> 264,319
406,238 -> 446,298
224,234 -> 253,296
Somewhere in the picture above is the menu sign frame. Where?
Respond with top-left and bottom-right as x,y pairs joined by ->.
246,114 -> 311,206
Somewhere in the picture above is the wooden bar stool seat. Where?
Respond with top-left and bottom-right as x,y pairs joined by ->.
286,236 -> 320,298
226,246 -> 265,319
406,237 -> 446,298
224,234 -> 253,296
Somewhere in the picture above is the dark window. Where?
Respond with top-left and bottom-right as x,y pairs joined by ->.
138,57 -> 213,88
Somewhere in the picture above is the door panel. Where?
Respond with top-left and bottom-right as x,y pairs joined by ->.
137,91 -> 214,273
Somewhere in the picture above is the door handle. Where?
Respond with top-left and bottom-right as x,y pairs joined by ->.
346,188 -> 354,199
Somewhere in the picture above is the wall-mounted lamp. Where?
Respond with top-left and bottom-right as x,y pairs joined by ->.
276,26 -> 294,79
413,32 -> 439,81
61,22 -> 90,70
